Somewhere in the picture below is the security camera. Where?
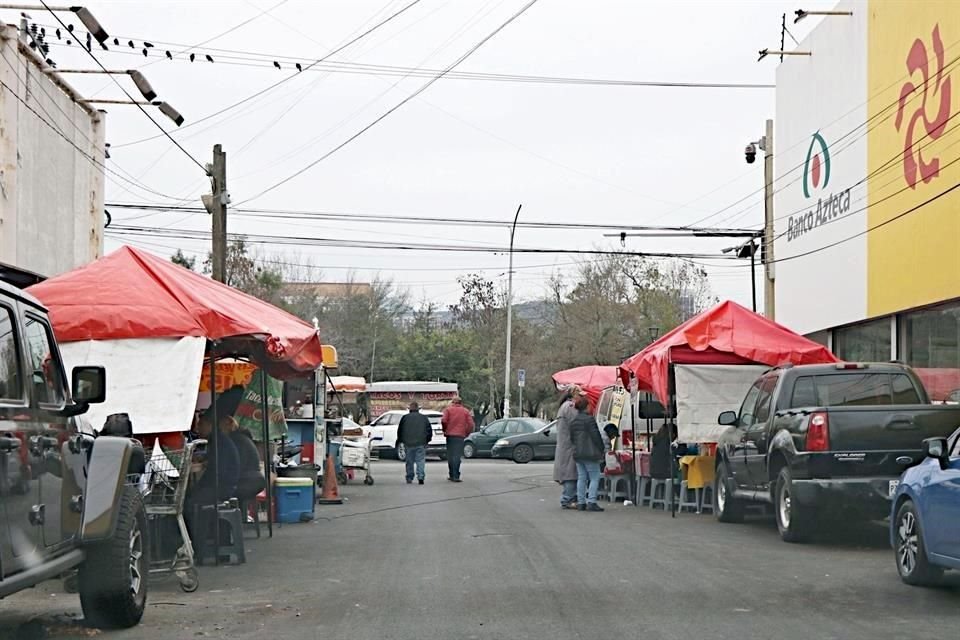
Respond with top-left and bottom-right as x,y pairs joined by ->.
745,143 -> 757,164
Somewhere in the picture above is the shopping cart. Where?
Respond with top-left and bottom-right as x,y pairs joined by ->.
140,439 -> 203,593
340,429 -> 374,486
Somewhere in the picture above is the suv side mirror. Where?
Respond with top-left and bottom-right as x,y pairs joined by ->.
922,437 -> 949,470
718,411 -> 738,426
72,366 -> 106,404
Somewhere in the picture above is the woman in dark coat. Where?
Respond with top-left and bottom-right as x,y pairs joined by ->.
568,394 -> 606,512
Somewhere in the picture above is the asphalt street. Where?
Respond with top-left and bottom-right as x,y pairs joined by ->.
2,459 -> 958,639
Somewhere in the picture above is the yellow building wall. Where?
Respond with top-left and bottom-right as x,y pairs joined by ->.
867,1 -> 960,316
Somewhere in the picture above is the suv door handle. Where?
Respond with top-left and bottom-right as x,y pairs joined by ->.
0,435 -> 21,452
30,435 -> 59,455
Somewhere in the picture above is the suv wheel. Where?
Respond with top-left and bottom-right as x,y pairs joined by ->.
775,466 -> 814,543
895,500 -> 943,586
463,442 -> 476,459
79,485 -> 148,629
714,459 -> 744,523
396,443 -> 407,462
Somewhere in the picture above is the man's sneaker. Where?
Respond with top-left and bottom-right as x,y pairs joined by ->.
406,479 -> 413,484
587,503 -> 605,512
577,504 -> 587,511
561,503 -> 578,510
451,478 -> 462,483
418,479 -> 425,485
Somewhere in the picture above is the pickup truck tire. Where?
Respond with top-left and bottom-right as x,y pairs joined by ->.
775,466 -> 815,543
714,460 -> 744,523
894,500 -> 943,586
78,485 -> 148,629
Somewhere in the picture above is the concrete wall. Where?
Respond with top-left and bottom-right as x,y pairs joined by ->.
0,23 -> 105,279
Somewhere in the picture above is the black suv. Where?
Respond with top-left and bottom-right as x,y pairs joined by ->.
1,279 -> 148,628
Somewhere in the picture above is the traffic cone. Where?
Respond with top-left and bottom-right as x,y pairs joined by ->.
317,453 -> 343,505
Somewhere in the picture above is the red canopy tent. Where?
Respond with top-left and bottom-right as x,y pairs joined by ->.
552,365 -> 619,412
28,245 -> 323,378
619,300 -> 839,406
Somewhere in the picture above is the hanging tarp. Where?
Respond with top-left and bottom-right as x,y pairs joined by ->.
674,364 -> 767,443
620,300 -> 839,405
59,337 -> 205,434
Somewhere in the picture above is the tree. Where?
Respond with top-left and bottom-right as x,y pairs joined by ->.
545,253 -> 714,367
170,249 -> 196,271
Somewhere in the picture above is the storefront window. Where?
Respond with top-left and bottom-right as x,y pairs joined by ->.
833,318 -> 891,363
805,330 -> 831,349
901,301 -> 960,403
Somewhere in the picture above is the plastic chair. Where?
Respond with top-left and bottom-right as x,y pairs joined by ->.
238,498 -> 261,539
636,477 -> 652,506
649,478 -> 671,510
196,501 -> 246,566
678,480 -> 700,513
607,474 -> 634,503
698,484 -> 714,514
597,476 -> 610,501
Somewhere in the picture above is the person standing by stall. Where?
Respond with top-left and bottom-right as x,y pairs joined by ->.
397,402 -> 433,485
441,397 -> 474,483
553,386 -> 582,510
569,394 -> 606,512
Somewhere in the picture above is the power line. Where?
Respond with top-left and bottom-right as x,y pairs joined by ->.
649,35 -> 960,228
109,0 -> 425,149
237,0 -> 543,205
104,224 -> 740,260
101,201 -> 759,235
42,35 -> 776,89
40,0 -> 207,174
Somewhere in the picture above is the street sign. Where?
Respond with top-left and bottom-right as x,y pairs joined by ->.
517,369 -> 526,387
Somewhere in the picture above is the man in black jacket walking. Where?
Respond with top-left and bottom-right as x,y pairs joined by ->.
398,402 -> 433,484
568,394 -> 606,512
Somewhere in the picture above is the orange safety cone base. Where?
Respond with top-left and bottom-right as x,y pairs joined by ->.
317,453 -> 343,504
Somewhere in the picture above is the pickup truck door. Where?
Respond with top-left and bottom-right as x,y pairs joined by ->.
727,380 -> 763,489
744,375 -> 779,489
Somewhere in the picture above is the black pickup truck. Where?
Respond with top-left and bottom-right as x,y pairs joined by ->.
713,363 -> 960,543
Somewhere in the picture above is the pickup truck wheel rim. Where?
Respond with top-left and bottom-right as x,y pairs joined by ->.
717,479 -> 726,511
779,485 -> 791,529
897,511 -> 918,575
129,527 -> 143,595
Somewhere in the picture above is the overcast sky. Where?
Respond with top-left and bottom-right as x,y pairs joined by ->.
21,0 -> 839,307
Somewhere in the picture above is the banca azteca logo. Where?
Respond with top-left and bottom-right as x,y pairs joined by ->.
802,132 -> 831,199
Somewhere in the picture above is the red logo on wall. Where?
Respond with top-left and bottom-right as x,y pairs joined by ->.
895,24 -> 952,189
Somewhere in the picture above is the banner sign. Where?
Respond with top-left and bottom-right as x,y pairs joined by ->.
233,369 -> 288,442
368,391 -> 457,418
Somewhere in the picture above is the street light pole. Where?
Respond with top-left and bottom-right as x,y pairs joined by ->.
503,204 -> 522,418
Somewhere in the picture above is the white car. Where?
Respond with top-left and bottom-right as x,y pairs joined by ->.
368,409 -> 446,460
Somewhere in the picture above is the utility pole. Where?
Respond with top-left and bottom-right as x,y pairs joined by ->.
503,204 -> 522,418
763,119 -> 775,319
204,144 -> 228,283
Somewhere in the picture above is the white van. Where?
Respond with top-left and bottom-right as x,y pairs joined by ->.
369,409 -> 446,460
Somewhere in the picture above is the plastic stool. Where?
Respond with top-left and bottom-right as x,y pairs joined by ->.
597,476 -> 610,501
637,477 -> 652,506
649,478 -> 670,510
608,474 -> 634,503
698,484 -> 714,514
197,502 -> 246,566
678,481 -> 700,513
238,498 -> 261,539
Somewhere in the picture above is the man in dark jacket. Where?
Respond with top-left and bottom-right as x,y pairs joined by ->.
397,402 -> 433,485
569,394 -> 606,512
